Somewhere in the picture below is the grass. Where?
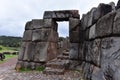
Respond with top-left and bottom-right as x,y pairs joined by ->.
19,66 -> 45,72
0,54 -> 18,64
0,45 -> 20,53
0,45 -> 19,64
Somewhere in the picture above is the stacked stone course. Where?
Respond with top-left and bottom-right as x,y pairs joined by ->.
16,1 -> 120,80
80,2 -> 120,80
17,19 -> 59,69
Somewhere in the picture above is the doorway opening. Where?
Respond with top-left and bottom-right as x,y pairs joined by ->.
57,22 -> 69,55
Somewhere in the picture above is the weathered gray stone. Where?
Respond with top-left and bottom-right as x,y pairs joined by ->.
116,0 -> 120,10
69,18 -> 80,31
85,39 -> 101,67
43,19 -> 58,31
18,42 -> 26,60
22,30 -> 32,41
79,43 -> 85,60
33,42 -> 58,62
101,37 -> 120,60
109,2 -> 115,11
30,62 -> 36,70
23,42 -> 35,61
69,18 -> 80,43
46,42 -> 58,61
81,8 -> 96,30
100,37 -> 120,80
92,67 -> 105,80
69,43 -> 79,60
81,14 -> 88,30
89,24 -> 96,39
93,3 -> 112,23
85,29 -> 90,40
92,39 -> 101,66
23,61 -> 31,69
113,10 -> 120,34
96,11 -> 116,37
43,10 -> 80,21
33,42 -> 47,62
32,19 -> 44,29
32,29 -> 58,42
25,21 -> 33,30
69,31 -> 79,43
43,19 -> 54,28
83,63 -> 94,80
87,8 -> 97,27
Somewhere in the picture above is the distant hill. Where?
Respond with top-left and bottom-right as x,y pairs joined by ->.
0,36 -> 22,47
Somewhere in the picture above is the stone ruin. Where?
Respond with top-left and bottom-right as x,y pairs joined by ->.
16,0 -> 120,80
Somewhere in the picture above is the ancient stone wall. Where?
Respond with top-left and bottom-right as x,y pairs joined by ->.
80,2 -> 120,80
16,10 -> 80,70
16,1 -> 120,79
16,19 -> 59,69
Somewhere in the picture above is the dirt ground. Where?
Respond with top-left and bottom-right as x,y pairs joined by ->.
0,58 -> 82,80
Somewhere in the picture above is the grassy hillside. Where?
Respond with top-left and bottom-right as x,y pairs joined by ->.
0,36 -> 22,47
0,36 -> 22,53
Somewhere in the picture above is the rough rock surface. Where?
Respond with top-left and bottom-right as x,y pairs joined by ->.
43,10 -> 80,21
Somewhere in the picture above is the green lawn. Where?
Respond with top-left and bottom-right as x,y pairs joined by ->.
0,45 -> 19,64
0,45 -> 20,53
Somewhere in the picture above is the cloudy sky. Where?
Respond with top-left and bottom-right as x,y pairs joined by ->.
0,0 -> 118,37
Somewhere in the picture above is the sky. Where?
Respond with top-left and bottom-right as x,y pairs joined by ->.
0,0 -> 118,37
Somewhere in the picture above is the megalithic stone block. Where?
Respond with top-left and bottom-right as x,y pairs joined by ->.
81,8 -> 96,30
96,11 -> 116,37
113,10 -> 120,35
43,10 -> 80,21
69,18 -> 80,43
22,30 -> 32,41
93,3 -> 112,23
84,39 -> 101,67
32,28 -> 58,42
23,42 -> 35,61
89,24 -> 96,39
69,18 -> 80,31
43,19 -> 58,31
116,0 -> 120,10
33,42 -> 58,62
32,19 -> 44,29
25,21 -> 33,30
18,42 -> 26,60
69,43 -> 79,60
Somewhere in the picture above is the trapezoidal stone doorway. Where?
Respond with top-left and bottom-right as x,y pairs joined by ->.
16,10 -> 80,70
43,10 -> 80,59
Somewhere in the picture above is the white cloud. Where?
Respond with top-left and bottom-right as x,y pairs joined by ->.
0,0 -> 118,37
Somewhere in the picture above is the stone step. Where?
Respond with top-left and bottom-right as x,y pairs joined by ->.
57,55 -> 69,60
43,67 -> 65,75
46,60 -> 69,69
62,52 -> 69,56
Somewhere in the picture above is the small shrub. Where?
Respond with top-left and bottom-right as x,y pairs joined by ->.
35,66 -> 45,71
19,67 -> 31,72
